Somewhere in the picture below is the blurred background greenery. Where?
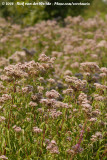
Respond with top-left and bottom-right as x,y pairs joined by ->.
0,0 -> 107,25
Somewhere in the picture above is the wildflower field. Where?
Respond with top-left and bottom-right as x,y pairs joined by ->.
0,15 -> 107,160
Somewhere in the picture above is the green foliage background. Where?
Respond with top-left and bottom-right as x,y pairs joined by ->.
0,0 -> 94,25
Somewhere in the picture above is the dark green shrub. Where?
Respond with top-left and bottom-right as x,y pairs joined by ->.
45,0 -> 94,19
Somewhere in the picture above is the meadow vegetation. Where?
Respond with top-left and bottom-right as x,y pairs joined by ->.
0,11 -> 107,160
